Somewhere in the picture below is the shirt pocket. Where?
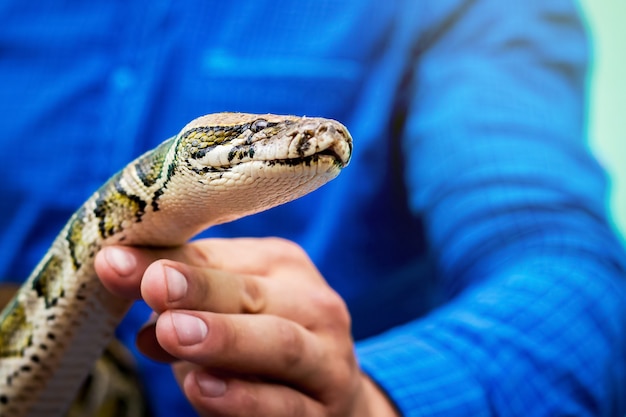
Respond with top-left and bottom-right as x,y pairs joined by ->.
193,49 -> 365,121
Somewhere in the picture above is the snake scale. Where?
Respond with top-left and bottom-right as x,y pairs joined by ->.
0,112 -> 352,417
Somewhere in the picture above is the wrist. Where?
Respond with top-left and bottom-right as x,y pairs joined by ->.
352,373 -> 401,417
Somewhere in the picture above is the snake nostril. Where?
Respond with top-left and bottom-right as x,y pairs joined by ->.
316,123 -> 336,137
295,133 -> 312,156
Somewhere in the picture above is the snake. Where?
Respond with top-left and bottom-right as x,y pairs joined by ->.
0,112 -> 353,417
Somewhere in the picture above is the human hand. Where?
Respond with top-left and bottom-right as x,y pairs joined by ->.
95,237 -> 399,417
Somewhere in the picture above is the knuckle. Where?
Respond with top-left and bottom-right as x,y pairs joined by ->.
208,316 -> 239,357
309,289 -> 352,331
241,277 -> 266,313
236,389 -> 260,416
282,392 -> 308,416
339,355 -> 360,386
276,320 -> 306,368
185,241 -> 219,268
321,359 -> 360,408
263,237 -> 307,261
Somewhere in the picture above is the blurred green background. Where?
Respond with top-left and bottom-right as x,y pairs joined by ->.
580,0 -> 626,239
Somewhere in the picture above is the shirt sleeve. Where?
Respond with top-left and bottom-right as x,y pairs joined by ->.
356,1 -> 626,416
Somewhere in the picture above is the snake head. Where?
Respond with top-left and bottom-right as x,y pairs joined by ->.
156,112 -> 353,227
177,112 -> 352,174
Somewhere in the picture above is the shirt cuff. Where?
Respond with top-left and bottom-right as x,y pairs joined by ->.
356,324 -> 490,417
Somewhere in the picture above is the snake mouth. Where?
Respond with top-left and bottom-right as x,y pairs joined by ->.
315,146 -> 350,168
267,150 -> 345,170
273,135 -> 352,170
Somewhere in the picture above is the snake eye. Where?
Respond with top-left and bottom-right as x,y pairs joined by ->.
250,119 -> 269,133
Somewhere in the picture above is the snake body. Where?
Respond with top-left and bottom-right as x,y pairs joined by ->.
0,112 -> 352,417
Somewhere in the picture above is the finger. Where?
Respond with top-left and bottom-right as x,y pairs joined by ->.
139,260 -> 327,327
94,243 -> 211,299
135,316 -> 178,363
178,368 -> 326,417
140,260 -> 266,315
155,310 -> 320,377
152,310 -> 356,395
95,246 -> 156,299
95,237 -> 316,300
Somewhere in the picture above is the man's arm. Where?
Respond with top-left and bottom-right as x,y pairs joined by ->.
358,0 -> 626,415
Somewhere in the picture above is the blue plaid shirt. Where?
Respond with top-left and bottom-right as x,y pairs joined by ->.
1,1 -> 625,415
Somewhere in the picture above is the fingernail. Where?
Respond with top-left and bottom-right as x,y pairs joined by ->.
104,247 -> 136,276
196,372 -> 227,397
171,312 -> 208,346
164,267 -> 187,302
